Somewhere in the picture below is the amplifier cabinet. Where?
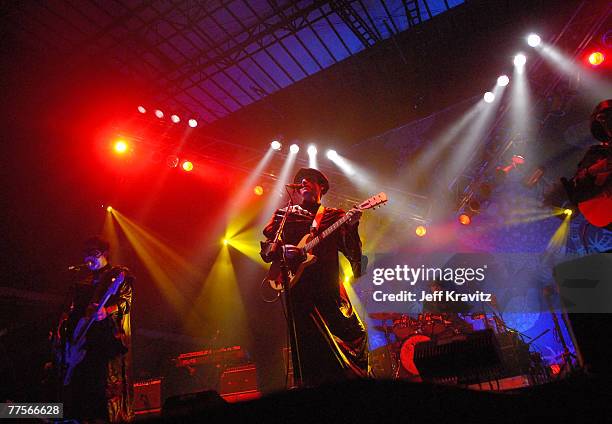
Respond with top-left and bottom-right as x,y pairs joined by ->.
219,364 -> 260,402
133,378 -> 162,415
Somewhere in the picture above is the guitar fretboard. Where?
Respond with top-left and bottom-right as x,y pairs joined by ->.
303,212 -> 352,252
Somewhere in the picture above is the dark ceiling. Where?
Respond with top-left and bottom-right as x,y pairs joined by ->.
3,0 -> 464,125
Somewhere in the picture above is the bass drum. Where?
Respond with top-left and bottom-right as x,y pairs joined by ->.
399,334 -> 431,378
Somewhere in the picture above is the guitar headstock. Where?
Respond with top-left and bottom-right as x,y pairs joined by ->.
358,192 -> 388,211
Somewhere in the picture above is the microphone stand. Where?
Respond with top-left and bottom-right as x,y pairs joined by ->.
273,188 -> 303,388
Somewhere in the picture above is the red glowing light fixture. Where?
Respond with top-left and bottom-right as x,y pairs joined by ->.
588,51 -> 604,66
458,214 -> 471,225
137,105 -> 146,114
171,114 -> 180,123
154,109 -> 164,119
113,140 -> 128,154
182,161 -> 193,172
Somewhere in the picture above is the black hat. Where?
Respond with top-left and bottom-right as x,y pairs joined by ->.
591,99 -> 612,142
293,168 -> 330,195
82,236 -> 110,255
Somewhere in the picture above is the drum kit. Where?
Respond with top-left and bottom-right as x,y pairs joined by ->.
369,311 -> 476,380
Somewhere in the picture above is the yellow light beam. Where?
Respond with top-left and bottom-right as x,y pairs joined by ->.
546,212 -> 572,254
112,209 -> 194,315
185,245 -> 248,338
101,209 -> 122,264
225,227 -> 268,268
113,209 -> 201,280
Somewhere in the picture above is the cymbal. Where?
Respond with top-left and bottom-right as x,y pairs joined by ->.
369,312 -> 403,320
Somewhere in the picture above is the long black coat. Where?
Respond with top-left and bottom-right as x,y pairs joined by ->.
263,203 -> 369,386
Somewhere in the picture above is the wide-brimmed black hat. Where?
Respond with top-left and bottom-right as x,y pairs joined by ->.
293,167 -> 329,195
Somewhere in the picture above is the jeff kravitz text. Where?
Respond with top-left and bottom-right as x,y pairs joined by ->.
372,290 -> 492,302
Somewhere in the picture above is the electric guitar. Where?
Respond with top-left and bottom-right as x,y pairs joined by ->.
267,192 -> 388,291
62,270 -> 125,386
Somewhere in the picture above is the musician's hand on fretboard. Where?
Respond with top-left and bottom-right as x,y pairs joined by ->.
346,208 -> 362,226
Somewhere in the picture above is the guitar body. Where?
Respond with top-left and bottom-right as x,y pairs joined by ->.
578,193 -> 612,228
60,271 -> 125,386
268,233 -> 317,291
265,192 -> 388,291
63,317 -> 89,386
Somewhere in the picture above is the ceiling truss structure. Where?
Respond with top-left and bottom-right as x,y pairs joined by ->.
5,0 -> 462,125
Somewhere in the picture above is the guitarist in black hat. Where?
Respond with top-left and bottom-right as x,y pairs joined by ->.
53,236 -> 134,422
261,168 -> 370,387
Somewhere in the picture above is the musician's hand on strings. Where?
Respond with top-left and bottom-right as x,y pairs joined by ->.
91,303 -> 108,321
282,245 -> 305,261
346,208 -> 362,226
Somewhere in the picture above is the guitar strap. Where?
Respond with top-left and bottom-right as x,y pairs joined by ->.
310,205 -> 326,235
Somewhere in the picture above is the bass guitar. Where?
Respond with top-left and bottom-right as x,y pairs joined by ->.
62,270 -> 125,386
267,192 -> 387,291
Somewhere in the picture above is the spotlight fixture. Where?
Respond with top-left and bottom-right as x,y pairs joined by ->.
588,52 -> 605,66
154,109 -> 164,119
137,105 -> 146,114
271,140 -> 282,150
527,33 -> 541,47
222,239 -> 229,246
563,208 -> 573,216
182,161 -> 194,172
483,92 -> 495,103
514,54 -> 527,68
496,155 -> 525,179
497,75 -> 510,87
188,119 -> 198,128
327,150 -> 338,160
307,145 -> 317,155
289,144 -> 299,154
171,114 -> 180,123
415,225 -> 427,237
254,185 -> 264,196
113,140 -> 128,154
458,214 -> 472,225
106,206 -> 113,212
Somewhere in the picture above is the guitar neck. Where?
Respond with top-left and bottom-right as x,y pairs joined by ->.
75,290 -> 114,343
304,213 -> 352,252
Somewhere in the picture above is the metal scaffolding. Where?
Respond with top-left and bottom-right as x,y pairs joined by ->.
4,0 -> 459,124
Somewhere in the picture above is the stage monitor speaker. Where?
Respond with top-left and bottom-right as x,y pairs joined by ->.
414,329 -> 502,384
162,390 -> 227,417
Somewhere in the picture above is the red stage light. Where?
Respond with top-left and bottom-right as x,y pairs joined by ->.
254,185 -> 264,196
588,51 -> 604,66
458,214 -> 471,225
114,140 -> 128,154
137,105 -> 146,114
550,364 -> 561,375
182,161 -> 193,172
